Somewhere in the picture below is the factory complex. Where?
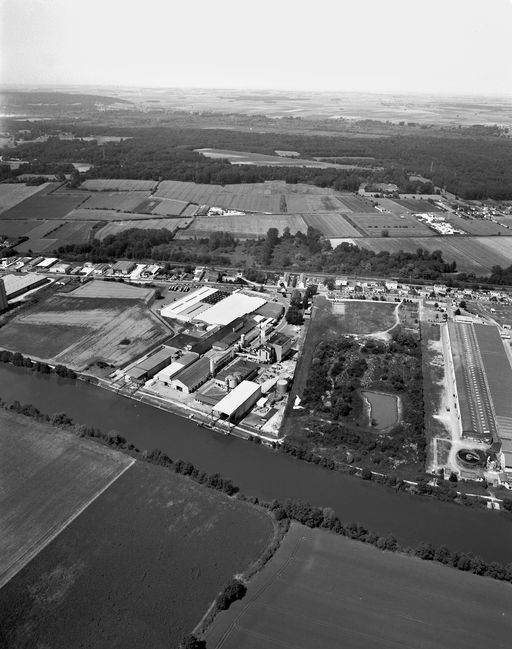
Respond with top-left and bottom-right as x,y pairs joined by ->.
111,287 -> 294,436
447,321 -> 512,474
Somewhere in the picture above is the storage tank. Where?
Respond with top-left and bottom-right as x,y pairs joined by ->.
226,374 -> 238,390
276,378 -> 288,395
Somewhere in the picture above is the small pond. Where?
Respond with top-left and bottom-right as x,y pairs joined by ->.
362,390 -> 399,430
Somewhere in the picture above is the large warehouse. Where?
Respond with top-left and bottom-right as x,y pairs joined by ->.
213,380 -> 261,424
448,322 -> 512,471
161,287 -> 267,327
1,272 -> 49,299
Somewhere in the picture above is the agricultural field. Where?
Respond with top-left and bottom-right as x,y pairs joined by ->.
69,280 -> 153,300
95,218 -> 191,240
336,195 -> 377,212
285,194 -> 350,212
0,460 -> 274,649
195,147 -> 374,169
80,179 -> 157,191
0,219 -> 50,238
0,409 -> 133,589
46,221 -> 100,247
346,212 -> 434,237
302,212 -> 362,237
443,213 -> 512,236
394,198 -> 444,212
63,207 -> 162,221
81,191 -> 151,212
149,198 -> 190,216
0,293 -> 169,371
0,183 -> 52,214
0,192 -> 88,220
356,236 -> 512,275
205,523 -> 512,649
176,214 -> 308,238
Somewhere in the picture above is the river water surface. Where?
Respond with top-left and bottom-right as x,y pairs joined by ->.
1,364 -> 511,563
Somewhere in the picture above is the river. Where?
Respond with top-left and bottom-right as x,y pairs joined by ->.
1,364 -> 511,564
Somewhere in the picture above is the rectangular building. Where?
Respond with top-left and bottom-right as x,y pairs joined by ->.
213,380 -> 261,423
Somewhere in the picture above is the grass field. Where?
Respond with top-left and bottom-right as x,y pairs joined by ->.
149,198 -> 190,216
302,212 -> 362,237
68,280 -> 153,300
0,183 -> 52,214
205,522 -> 512,649
0,460 -> 274,649
394,198 -> 444,212
0,409 -> 133,589
63,208 -> 163,221
0,193 -> 88,220
177,214 -> 308,238
80,179 -> 157,191
337,195 -> 377,212
0,293 -> 169,370
81,191 -> 151,212
333,300 -> 398,335
45,221 -> 100,247
443,213 -> 511,236
95,218 -> 191,240
355,236 -> 512,275
347,212 -> 434,237
0,220 -> 38,237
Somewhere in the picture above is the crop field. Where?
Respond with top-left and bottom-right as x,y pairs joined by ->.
177,214 -> 308,238
443,213 -> 512,236
0,409 -> 133,589
356,236 -> 512,275
0,183 -> 52,214
0,193 -> 88,221
336,195 -> 377,212
495,216 -> 512,229
68,280 -> 154,300
0,460 -> 274,649
81,191 -> 151,212
63,207 -> 162,221
80,178 -> 157,191
285,194 -> 350,212
0,294 -> 169,370
302,213 -> 362,237
95,218 -> 191,240
47,221 -> 100,247
205,523 -> 512,649
0,219 -> 42,237
347,212 -> 434,237
394,198 -> 444,212
149,198 -> 190,216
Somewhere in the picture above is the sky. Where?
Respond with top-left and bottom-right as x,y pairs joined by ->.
1,0 -> 512,95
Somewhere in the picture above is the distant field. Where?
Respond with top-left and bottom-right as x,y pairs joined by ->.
0,294 -> 169,370
81,191 -> 151,212
150,198 -> 190,216
394,198 -> 444,212
80,179 -> 157,191
443,214 -> 511,236
285,194 -> 349,212
0,220 -> 38,237
64,208 -> 163,221
15,238 -> 59,254
337,195 -> 377,212
303,212 -> 362,237
95,218 -> 191,240
0,409 -> 132,589
0,193 -> 88,220
44,221 -> 99,247
347,212 -> 434,237
195,147 -> 373,170
356,236 -> 512,275
0,460 -> 273,649
68,280 -> 153,300
0,183 -> 52,214
177,214 -> 308,238
206,523 -> 512,649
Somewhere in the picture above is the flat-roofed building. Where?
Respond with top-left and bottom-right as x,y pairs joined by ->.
213,380 -> 261,423
1,272 -> 49,299
112,260 -> 136,276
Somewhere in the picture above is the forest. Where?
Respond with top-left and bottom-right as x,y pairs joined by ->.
2,121 -> 512,198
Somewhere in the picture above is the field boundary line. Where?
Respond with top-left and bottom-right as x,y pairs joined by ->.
0,457 -> 135,590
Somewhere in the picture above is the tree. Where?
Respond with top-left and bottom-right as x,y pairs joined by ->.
216,579 -> 247,611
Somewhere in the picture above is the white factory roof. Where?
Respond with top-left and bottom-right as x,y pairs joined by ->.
1,272 -> 45,296
155,352 -> 198,382
36,257 -> 58,268
198,293 -> 266,326
160,286 -> 217,319
213,380 -> 260,417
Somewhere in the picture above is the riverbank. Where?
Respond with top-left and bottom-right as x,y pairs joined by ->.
1,363 -> 511,563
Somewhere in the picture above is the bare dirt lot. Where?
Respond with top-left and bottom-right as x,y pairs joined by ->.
0,409 -> 133,589
0,460 -> 274,649
0,293 -> 169,370
206,522 -> 512,649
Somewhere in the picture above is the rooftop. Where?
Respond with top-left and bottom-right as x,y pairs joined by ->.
213,380 -> 261,417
